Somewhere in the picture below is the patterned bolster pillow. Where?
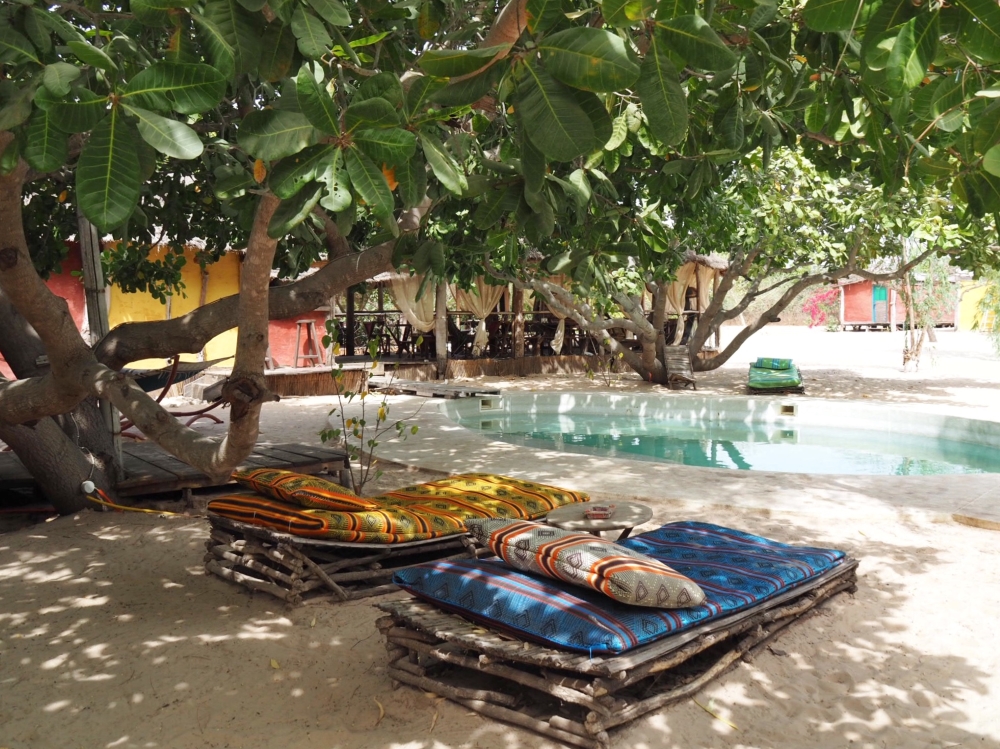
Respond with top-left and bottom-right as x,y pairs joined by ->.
753,357 -> 792,370
231,468 -> 379,512
467,519 -> 705,609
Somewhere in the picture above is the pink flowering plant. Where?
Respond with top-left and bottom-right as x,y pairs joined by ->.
802,288 -> 841,331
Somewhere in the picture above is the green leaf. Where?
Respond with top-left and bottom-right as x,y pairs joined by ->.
418,45 -> 510,78
238,0 -> 267,10
605,114 -> 628,150
239,110 -> 318,160
418,131 -> 468,194
861,0 -> 916,62
521,134 -> 546,211
308,0 -> 352,26
67,41 -> 118,72
76,108 -> 141,230
516,61 -> 596,162
131,0 -> 191,27
259,22 -> 297,82
201,0 -> 261,75
0,27 -> 40,65
345,147 -> 394,223
354,128 -> 417,166
33,9 -> 85,44
538,28 -> 640,92
431,63 -> 502,107
123,63 -> 227,115
0,87 -> 34,132
122,104 -> 204,160
318,148 -> 352,212
23,111 -> 68,173
474,182 -> 522,229
526,0 -> 566,34
42,63 -> 82,97
655,16 -> 737,72
802,0 -> 864,32
23,9 -> 52,55
191,12 -> 236,78
292,7 -> 332,59
604,0 -> 657,26
270,143 -> 337,198
749,2 -> 778,30
37,88 -> 109,133
983,144 -> 1000,177
885,13 -> 938,96
356,73 -> 405,108
718,105 -> 744,149
396,154 -> 427,210
974,102 -> 1000,153
268,181 -> 324,238
636,37 -> 687,146
344,97 -> 399,131
405,76 -> 446,117
572,89 -> 612,146
955,0 -> 1000,63
296,67 -> 340,135
654,0 -> 694,21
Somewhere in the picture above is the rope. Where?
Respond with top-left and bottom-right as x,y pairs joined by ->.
85,487 -> 181,516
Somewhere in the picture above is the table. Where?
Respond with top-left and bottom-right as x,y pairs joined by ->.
544,500 -> 653,541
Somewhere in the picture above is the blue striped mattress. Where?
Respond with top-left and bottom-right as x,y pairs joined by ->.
392,521 -> 847,654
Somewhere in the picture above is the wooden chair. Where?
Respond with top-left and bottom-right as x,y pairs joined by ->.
664,346 -> 697,390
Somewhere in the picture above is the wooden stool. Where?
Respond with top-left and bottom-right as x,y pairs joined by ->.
293,320 -> 324,368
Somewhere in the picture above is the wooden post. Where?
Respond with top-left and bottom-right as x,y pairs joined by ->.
197,268 -> 210,361
435,281 -> 448,379
512,286 -> 525,359
77,209 -> 122,466
345,285 -> 356,356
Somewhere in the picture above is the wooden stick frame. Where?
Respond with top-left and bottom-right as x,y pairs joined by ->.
204,515 -> 486,605
376,559 -> 858,748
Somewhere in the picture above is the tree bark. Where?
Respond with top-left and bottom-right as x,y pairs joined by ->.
512,286 -> 524,358
435,281 -> 448,378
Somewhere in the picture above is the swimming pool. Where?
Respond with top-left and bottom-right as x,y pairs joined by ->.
442,393 -> 1000,476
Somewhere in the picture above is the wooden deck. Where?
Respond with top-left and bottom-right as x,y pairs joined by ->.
370,380 -> 501,399
0,442 -> 349,498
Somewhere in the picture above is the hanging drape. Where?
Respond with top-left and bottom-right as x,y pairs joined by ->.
452,276 -> 505,356
695,265 -> 717,313
664,263 -> 697,344
389,272 -> 436,333
541,275 -> 570,355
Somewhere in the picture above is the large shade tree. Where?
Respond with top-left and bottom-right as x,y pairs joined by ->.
1,0 -> 1000,510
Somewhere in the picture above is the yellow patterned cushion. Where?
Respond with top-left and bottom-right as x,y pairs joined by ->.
231,468 -> 378,512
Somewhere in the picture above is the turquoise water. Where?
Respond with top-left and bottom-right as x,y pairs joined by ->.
461,412 -> 1000,475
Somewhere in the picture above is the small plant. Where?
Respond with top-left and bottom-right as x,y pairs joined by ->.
586,338 -> 626,386
319,322 -> 421,494
801,287 -> 841,331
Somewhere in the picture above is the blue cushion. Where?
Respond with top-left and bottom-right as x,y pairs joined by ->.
392,521 -> 846,654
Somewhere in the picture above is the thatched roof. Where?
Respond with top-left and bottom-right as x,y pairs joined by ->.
681,251 -> 728,271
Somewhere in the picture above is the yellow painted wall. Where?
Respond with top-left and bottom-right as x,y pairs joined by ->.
958,281 -> 990,331
108,246 -> 240,368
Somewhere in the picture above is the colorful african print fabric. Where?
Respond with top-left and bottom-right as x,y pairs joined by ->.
467,519 -> 705,608
231,468 -> 377,512
753,357 -> 793,370
208,474 -> 589,543
393,521 -> 847,653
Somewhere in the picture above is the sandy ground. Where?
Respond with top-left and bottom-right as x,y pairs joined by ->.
3,327 -> 1000,749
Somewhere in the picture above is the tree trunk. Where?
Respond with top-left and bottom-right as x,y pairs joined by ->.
435,281 -> 448,378
512,286 -> 524,359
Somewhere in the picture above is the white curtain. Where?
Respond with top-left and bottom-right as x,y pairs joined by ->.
695,265 -> 716,313
541,275 -> 570,355
452,276 -> 505,356
389,272 -> 436,333
665,263 -> 697,344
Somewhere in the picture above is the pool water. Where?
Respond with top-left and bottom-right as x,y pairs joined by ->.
461,412 -> 1000,475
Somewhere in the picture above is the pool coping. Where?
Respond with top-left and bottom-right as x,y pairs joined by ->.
340,391 -> 1000,530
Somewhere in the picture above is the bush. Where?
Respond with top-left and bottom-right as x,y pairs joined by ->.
802,288 -> 841,331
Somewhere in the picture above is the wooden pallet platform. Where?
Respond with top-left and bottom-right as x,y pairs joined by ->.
370,380 -> 502,399
377,559 -> 858,748
0,442 -> 348,498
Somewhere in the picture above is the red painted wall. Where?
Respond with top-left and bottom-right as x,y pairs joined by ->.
267,311 -> 329,369
842,281 -> 873,324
